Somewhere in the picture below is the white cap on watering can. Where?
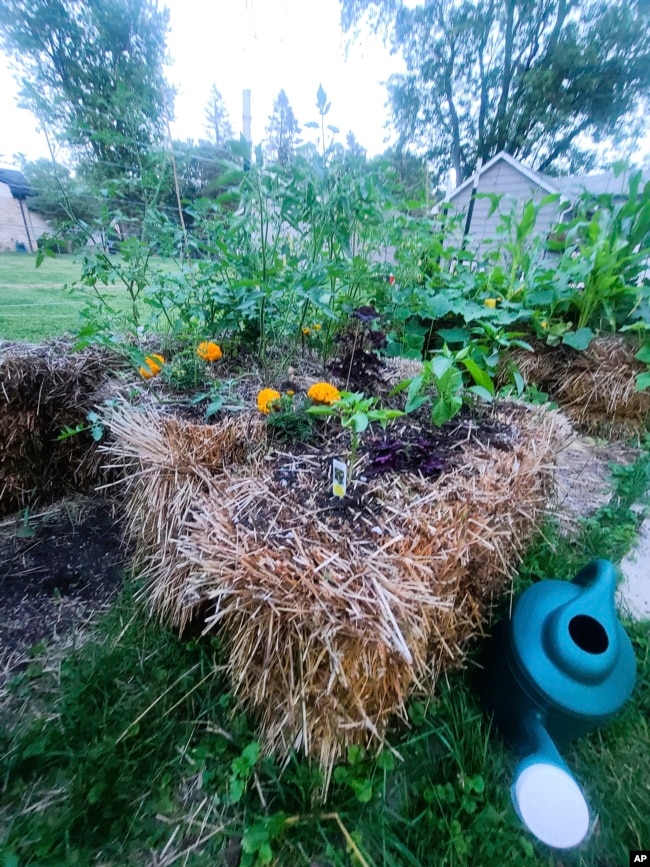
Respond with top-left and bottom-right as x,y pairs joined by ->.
512,761 -> 590,849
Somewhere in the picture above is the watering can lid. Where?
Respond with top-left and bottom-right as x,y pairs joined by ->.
513,762 -> 590,849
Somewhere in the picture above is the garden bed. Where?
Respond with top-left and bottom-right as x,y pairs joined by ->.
0,339 -> 122,517
104,396 -> 563,784
505,335 -> 650,437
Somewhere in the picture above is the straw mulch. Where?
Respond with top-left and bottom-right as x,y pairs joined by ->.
105,401 -> 564,786
504,336 -> 650,437
0,340 -> 118,517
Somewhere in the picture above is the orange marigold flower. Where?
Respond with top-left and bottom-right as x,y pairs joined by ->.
139,354 -> 165,379
196,341 -> 223,362
307,382 -> 341,405
257,388 -> 281,414
302,327 -> 311,336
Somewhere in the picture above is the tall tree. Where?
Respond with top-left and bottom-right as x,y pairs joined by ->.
203,84 -> 233,146
0,0 -> 172,181
265,90 -> 301,166
341,0 -> 650,181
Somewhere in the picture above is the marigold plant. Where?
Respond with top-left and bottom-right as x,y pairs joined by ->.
196,341 -> 223,362
139,354 -> 165,379
307,382 -> 341,405
257,388 -> 281,414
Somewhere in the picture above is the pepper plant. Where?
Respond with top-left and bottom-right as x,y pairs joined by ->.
308,391 -> 404,473
393,344 -> 495,427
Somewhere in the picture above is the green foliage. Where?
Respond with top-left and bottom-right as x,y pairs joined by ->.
555,169 -> 650,333
341,0 -> 650,180
189,380 -> 244,419
394,343 -> 495,427
309,391 -> 404,470
203,83 -> 234,147
265,393 -> 315,443
0,0 -> 172,185
264,89 -> 302,166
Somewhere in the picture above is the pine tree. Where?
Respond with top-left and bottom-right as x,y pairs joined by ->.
203,84 -> 233,147
265,90 -> 301,166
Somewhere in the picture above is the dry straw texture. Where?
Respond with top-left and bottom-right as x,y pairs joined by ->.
505,336 -> 650,436
0,340 -> 116,516
105,401 -> 563,787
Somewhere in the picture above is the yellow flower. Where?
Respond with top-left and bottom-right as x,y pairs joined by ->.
257,388 -> 281,414
313,323 -> 322,331
139,354 -> 165,379
541,320 -> 549,330
196,341 -> 223,362
302,327 -> 311,336
307,382 -> 341,405
484,298 -> 497,309
286,389 -> 295,396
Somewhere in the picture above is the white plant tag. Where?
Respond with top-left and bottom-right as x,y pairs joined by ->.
332,458 -> 347,498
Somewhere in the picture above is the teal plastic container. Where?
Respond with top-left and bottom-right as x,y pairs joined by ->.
480,559 -> 637,848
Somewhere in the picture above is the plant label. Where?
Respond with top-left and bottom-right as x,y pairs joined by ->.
332,459 -> 347,498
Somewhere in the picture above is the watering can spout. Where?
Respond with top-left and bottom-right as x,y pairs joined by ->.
543,559 -> 619,684
512,712 -> 590,849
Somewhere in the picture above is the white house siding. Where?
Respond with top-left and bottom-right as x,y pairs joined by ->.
449,161 -> 563,255
0,182 -> 51,252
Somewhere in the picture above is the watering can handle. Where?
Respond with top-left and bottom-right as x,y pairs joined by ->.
544,558 -> 619,683
571,559 -> 617,590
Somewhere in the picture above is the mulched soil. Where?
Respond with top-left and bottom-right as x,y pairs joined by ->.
0,496 -> 126,679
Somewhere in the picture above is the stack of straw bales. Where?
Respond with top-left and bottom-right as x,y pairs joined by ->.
506,336 -> 650,436
0,340 -> 114,516
105,401 -> 563,786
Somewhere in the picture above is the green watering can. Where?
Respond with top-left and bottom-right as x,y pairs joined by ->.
480,559 -> 637,849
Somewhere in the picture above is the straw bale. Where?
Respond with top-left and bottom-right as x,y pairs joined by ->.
504,336 -> 650,436
101,406 -> 267,627
0,340 -> 118,516
106,400 -> 563,784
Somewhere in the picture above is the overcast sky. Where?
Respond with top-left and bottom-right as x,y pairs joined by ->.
1,0 -> 648,171
0,0 -> 404,167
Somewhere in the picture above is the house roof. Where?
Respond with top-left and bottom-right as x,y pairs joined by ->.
448,150 -> 649,202
0,168 -> 30,198
448,151 -> 558,201
551,170 -> 650,198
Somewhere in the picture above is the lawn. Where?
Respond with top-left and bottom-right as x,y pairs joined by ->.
0,253 -> 87,341
0,252 -> 152,342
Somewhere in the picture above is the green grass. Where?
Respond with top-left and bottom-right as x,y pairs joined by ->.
0,253 -> 87,341
0,252 -> 153,342
1,455 -> 649,865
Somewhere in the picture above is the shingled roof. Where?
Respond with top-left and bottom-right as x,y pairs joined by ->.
0,169 -> 30,199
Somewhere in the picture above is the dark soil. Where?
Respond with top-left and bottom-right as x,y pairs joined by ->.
0,496 -> 126,677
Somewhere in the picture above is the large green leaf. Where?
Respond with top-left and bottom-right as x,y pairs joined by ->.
635,371 -> 650,392
562,328 -> 595,351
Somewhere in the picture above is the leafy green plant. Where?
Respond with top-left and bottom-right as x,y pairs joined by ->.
56,410 -> 105,443
634,341 -> 650,392
308,391 -> 403,472
265,393 -> 315,443
395,344 -> 495,427
189,380 -> 244,419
